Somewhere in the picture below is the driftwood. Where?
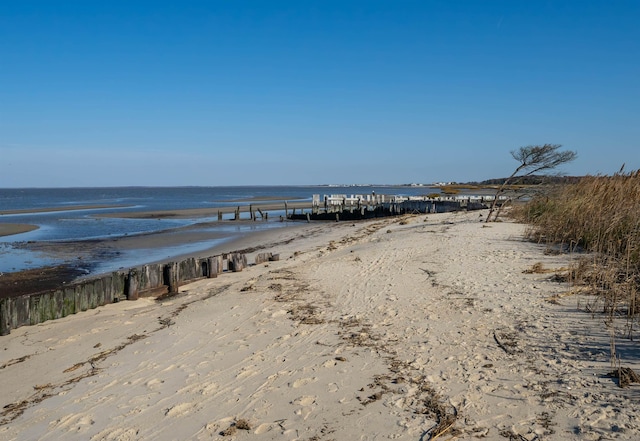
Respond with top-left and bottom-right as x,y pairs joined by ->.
493,328 -> 521,355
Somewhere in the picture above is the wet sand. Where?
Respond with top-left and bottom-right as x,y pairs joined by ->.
0,223 -> 39,237
0,204 -> 131,238
0,218 -> 317,297
0,204 -> 130,216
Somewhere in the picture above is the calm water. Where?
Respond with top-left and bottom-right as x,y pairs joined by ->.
0,185 -> 435,274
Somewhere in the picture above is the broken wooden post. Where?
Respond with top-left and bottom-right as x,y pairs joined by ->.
207,256 -> 218,278
208,255 -> 223,278
217,210 -> 222,221
234,206 -> 240,221
127,268 -> 139,301
217,255 -> 224,274
228,253 -> 242,273
255,252 -> 273,264
229,253 -> 245,272
237,253 -> 246,271
166,262 -> 179,293
0,298 -> 10,336
284,201 -> 288,218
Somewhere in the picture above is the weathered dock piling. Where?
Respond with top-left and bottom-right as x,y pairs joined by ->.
127,268 -> 139,301
166,262 -> 180,294
208,255 -> 223,278
228,253 -> 247,272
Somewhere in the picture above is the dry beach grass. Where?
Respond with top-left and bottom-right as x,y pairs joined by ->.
516,171 -> 640,368
1,210 -> 639,440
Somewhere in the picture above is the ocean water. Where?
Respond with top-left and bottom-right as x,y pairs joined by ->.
0,185 -> 435,274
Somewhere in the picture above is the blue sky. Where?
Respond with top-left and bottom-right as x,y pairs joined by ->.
1,1 -> 638,187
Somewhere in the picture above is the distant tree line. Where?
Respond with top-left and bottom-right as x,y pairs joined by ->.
465,175 -> 583,186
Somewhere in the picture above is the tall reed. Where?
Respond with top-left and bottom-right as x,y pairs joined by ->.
516,171 -> 640,337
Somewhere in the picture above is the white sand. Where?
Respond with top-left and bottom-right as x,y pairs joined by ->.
1,210 -> 639,440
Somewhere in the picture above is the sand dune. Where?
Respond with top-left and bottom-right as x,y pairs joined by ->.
1,211 -> 638,440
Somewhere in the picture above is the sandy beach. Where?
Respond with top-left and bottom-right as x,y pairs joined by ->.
0,205 -> 134,237
0,223 -> 40,237
1,210 -> 639,440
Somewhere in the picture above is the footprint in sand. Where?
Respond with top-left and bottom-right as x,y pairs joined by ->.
294,406 -> 314,420
145,378 -> 164,389
290,377 -> 318,388
165,402 -> 197,418
291,395 -> 317,406
253,423 -> 275,434
91,427 -> 139,441
322,359 -> 338,368
197,382 -> 219,395
236,367 -> 258,380
52,413 -> 95,432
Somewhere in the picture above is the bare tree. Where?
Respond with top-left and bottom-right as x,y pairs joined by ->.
485,144 -> 577,222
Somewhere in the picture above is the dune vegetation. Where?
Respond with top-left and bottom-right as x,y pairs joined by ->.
514,170 -> 640,345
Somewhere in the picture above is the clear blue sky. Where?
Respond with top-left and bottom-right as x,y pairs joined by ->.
1,1 -> 638,187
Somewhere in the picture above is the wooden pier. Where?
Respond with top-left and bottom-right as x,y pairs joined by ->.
96,193 -> 503,223
288,193 -> 492,221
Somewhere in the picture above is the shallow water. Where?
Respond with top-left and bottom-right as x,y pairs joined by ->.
0,185 -> 437,273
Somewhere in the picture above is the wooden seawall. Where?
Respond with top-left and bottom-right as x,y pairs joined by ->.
0,251 -> 279,336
